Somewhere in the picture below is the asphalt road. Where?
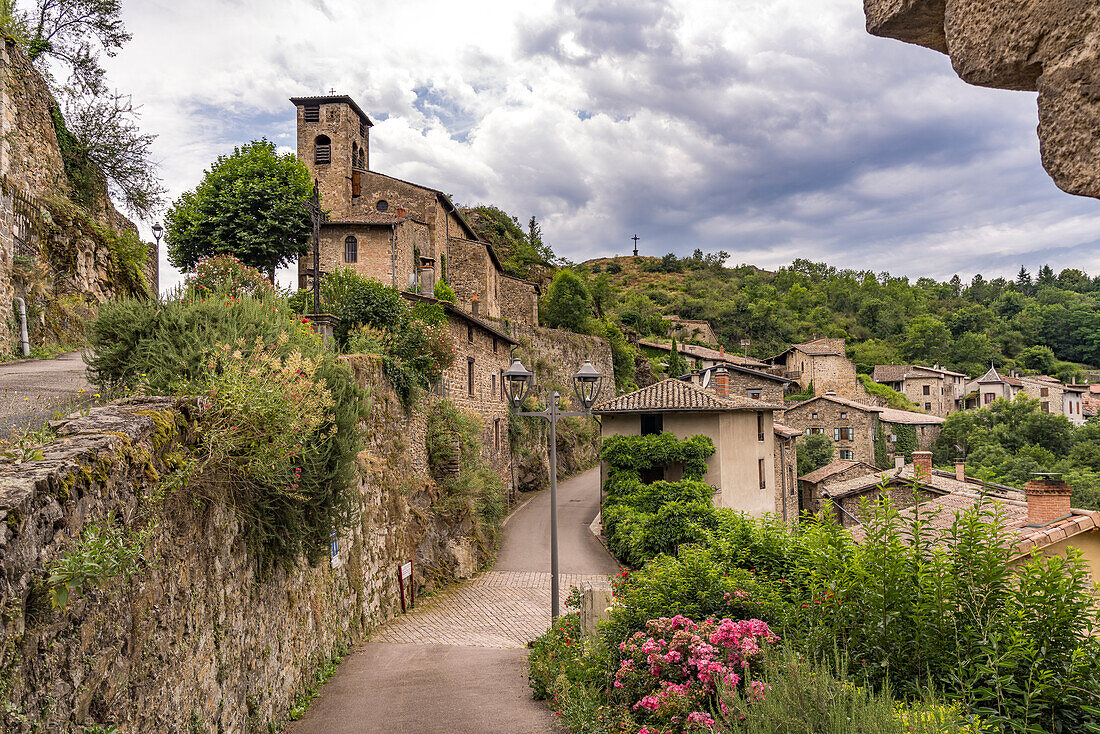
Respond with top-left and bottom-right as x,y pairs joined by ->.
0,351 -> 94,443
288,467 -> 617,734
496,467 -> 621,576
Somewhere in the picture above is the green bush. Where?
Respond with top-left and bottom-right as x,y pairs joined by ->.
600,432 -> 715,480
86,277 -> 366,567
433,278 -> 456,303
858,374 -> 920,411
796,433 -> 835,476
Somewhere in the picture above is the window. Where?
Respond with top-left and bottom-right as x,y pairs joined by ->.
839,449 -> 853,460
494,419 -> 500,451
1041,401 -> 1049,413
758,458 -> 766,489
757,411 -> 765,442
344,235 -> 357,263
748,389 -> 762,400
467,325 -> 473,343
641,414 -> 663,436
1040,387 -> 1049,397
467,358 -> 475,396
924,402 -> 931,411
809,427 -> 824,435
491,372 -> 496,394
500,370 -> 505,402
834,427 -> 853,441
872,426 -> 877,441
923,385 -> 931,395
376,199 -> 389,212
840,411 -> 847,419
984,393 -> 993,405
314,135 -> 331,164
811,411 -> 818,419
493,338 -> 498,353
351,170 -> 361,198
304,104 -> 319,122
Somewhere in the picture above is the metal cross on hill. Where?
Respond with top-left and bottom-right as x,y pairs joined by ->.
631,234 -> 640,257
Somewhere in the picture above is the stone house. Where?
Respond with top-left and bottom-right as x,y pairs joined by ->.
290,93 -> 538,325
667,315 -> 718,346
972,365 -> 1024,406
766,337 -> 863,399
971,366 -> 1086,424
798,458 -> 880,515
593,377 -> 798,521
781,394 -> 883,466
639,339 -> 770,373
1083,384 -> 1100,420
872,364 -> 968,417
404,293 -> 517,478
878,406 -> 944,457
689,362 -> 793,405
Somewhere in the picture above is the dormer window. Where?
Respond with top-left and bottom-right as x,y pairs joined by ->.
304,104 -> 320,122
314,135 -> 331,164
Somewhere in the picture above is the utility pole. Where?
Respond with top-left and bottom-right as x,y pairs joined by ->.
304,180 -> 327,313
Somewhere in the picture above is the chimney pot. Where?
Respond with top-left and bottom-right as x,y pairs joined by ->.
471,295 -> 479,316
954,460 -> 966,482
713,368 -> 729,397
894,456 -> 904,469
1024,476 -> 1072,525
912,451 -> 932,478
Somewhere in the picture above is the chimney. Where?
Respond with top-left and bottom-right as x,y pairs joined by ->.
1024,475 -> 1072,525
471,294 -> 479,316
894,456 -> 904,470
713,368 -> 729,397
954,460 -> 966,482
912,451 -> 932,478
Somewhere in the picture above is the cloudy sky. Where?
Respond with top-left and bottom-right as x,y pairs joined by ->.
99,0 -> 1100,292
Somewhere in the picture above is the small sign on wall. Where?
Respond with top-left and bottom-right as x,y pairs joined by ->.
330,531 -> 341,569
398,560 -> 415,612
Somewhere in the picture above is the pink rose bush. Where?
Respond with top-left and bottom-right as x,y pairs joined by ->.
613,615 -> 778,733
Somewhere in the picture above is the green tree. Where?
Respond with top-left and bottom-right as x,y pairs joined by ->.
666,337 -> 689,377
901,315 -> 951,364
165,140 -> 312,277
1018,345 -> 1057,375
796,433 -> 835,476
542,269 -> 593,333
20,0 -> 130,93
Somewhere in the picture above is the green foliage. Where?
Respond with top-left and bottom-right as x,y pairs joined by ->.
859,375 -> 920,411
185,255 -> 274,299
47,511 -> 151,609
433,278 -> 456,303
50,102 -> 102,210
892,423 -> 917,460
785,381 -> 815,403
666,337 -> 690,377
600,432 -> 715,480
542,269 -> 594,333
425,400 -> 508,542
86,285 -> 366,567
462,207 -> 555,280
166,139 -> 312,275
936,397 -> 1098,504
592,318 -> 637,392
796,433 -> 835,476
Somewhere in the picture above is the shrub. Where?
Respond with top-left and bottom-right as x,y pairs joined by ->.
433,278 -> 456,303
796,433 -> 835,476
48,512 -> 152,609
542,269 -> 594,333
87,287 -> 365,567
185,255 -> 275,299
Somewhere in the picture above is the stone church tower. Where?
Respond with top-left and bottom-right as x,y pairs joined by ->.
290,94 -> 372,222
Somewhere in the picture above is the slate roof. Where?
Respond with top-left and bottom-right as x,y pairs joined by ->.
639,340 -> 768,368
799,459 -> 878,484
878,407 -> 944,425
872,364 -> 966,383
696,363 -> 793,384
792,339 -> 844,356
594,379 -> 781,414
290,94 -> 374,126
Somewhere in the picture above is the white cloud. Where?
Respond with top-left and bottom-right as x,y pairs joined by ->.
92,0 -> 1100,292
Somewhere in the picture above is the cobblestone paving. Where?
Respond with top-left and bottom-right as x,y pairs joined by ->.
371,571 -> 612,648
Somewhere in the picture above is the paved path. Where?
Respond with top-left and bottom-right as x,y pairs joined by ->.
288,467 -> 619,734
0,352 -> 93,442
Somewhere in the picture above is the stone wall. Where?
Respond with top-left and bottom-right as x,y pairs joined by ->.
499,273 -> 538,325
0,357 -> 498,733
782,399 -> 879,467
773,433 -> 798,522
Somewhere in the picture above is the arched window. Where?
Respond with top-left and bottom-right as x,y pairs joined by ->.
314,135 -> 331,165
344,235 -> 357,263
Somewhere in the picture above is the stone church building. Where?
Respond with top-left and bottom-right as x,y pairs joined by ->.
290,94 -> 539,325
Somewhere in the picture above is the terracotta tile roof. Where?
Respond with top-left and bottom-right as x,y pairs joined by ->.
799,459 -> 878,484
826,466 -> 967,499
977,365 -> 1023,386
787,394 -> 884,413
639,340 -> 768,368
839,471 -> 1100,558
773,422 -> 802,439
878,407 -> 944,425
696,363 -> 793,384
594,379 -> 781,414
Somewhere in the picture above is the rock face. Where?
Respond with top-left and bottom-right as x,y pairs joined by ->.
864,0 -> 1100,198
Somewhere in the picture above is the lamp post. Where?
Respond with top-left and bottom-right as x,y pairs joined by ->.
503,358 -> 604,620
151,222 -> 163,248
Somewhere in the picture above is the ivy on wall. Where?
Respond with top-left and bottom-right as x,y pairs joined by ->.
874,418 -> 889,469
891,423 -> 917,460
600,432 -> 716,480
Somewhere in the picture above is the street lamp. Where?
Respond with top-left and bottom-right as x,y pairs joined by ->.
151,222 -> 163,248
504,357 -> 604,620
